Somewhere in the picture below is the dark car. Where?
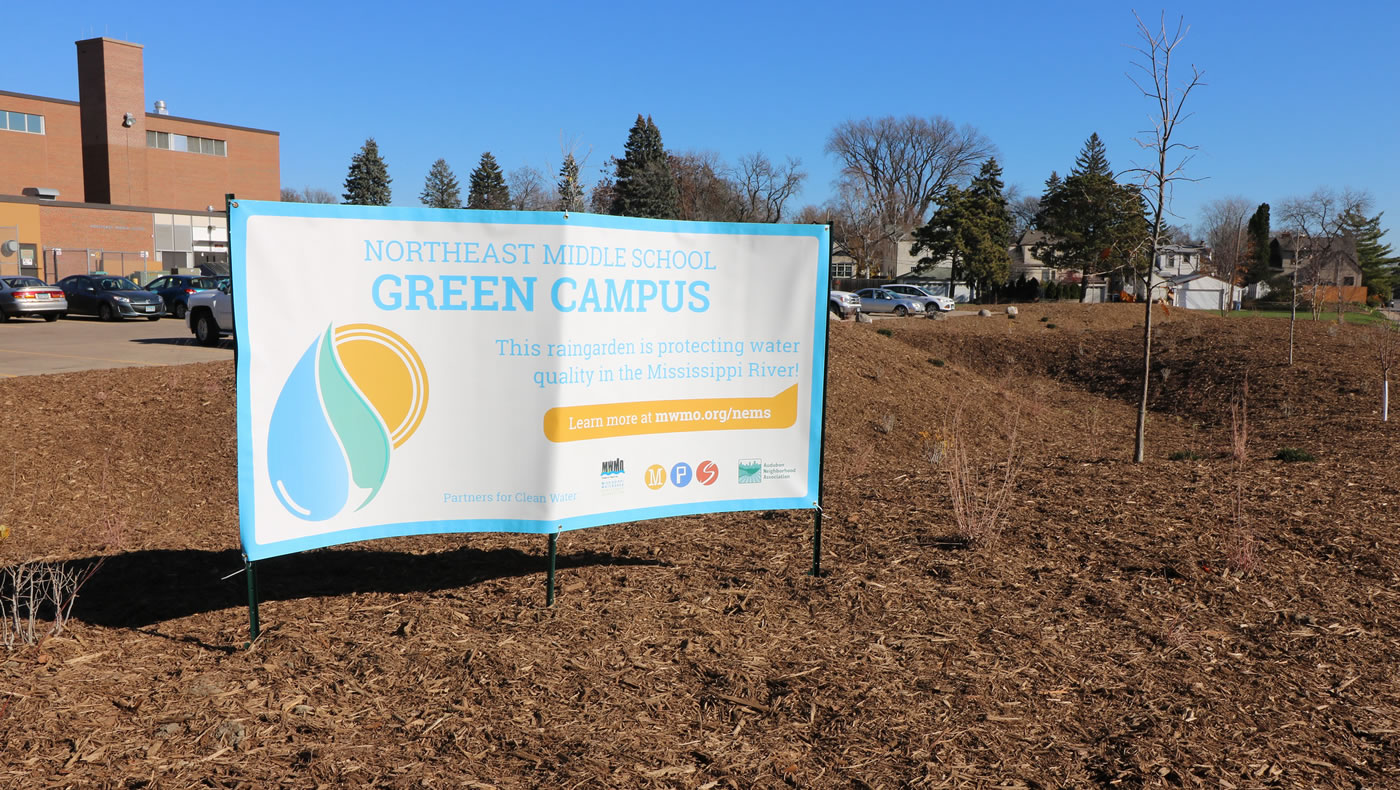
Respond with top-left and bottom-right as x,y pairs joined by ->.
144,274 -> 221,319
57,274 -> 166,321
0,276 -> 67,321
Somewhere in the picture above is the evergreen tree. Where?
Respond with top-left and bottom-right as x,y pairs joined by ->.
557,153 -> 585,212
419,158 -> 461,209
1245,203 -> 1271,284
342,138 -> 392,206
1344,210 -> 1399,300
610,114 -> 679,219
467,152 -> 511,210
908,159 -> 1012,300
1033,134 -> 1149,300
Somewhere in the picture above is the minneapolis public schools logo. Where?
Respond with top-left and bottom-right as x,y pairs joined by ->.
268,323 -> 428,521
738,459 -> 762,484
601,458 -> 625,496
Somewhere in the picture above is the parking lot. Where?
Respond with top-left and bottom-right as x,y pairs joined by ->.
0,315 -> 233,377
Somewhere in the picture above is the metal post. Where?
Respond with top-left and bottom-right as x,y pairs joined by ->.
546,533 -> 558,606
245,558 -> 260,644
811,222 -> 834,577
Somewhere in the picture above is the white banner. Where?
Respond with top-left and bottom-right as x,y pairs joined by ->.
232,201 -> 828,560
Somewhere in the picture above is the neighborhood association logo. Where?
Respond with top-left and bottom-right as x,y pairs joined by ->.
268,323 -> 427,521
600,458 -> 625,496
737,458 -> 762,484
670,462 -> 693,488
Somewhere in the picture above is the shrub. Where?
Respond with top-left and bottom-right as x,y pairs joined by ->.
876,327 -> 893,337
874,414 -> 896,434
928,358 -> 946,367
1274,447 -> 1315,462
1039,316 -> 1049,323
1168,450 -> 1203,461
1045,323 -> 1057,329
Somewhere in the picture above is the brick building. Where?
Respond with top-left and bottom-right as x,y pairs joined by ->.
0,37 -> 279,282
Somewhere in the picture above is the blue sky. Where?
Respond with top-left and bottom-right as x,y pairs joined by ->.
9,1 -> 1398,243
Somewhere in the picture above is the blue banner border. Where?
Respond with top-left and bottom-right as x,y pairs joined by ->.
230,201 -> 830,561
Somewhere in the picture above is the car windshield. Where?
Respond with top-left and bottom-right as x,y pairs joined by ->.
98,278 -> 140,291
3,277 -> 46,288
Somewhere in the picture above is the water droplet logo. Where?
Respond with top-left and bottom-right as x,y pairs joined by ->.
267,323 -> 428,521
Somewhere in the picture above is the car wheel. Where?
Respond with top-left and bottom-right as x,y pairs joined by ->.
43,313 -> 58,322
894,305 -> 908,317
99,303 -> 117,322
194,313 -> 220,346
0,310 -> 9,323
173,302 -> 187,320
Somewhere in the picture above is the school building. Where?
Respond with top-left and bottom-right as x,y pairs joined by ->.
0,37 -> 279,283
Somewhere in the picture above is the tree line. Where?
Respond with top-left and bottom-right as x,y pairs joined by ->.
294,114 -> 1394,302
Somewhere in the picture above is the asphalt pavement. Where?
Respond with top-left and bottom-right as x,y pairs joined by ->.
0,314 -> 233,377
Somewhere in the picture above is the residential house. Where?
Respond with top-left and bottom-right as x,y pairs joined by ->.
1265,232 -> 1365,304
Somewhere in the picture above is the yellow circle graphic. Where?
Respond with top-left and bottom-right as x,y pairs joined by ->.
333,324 -> 429,448
645,464 -> 667,490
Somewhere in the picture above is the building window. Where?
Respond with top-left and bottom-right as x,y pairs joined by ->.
1,110 -> 44,134
832,262 -> 854,278
146,130 -> 226,156
1343,276 -> 1356,286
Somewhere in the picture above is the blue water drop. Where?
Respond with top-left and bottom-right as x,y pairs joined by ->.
268,334 -> 349,520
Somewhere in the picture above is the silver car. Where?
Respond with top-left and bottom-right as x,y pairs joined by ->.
855,288 -> 924,317
884,284 -> 956,312
0,276 -> 67,322
829,290 -> 862,318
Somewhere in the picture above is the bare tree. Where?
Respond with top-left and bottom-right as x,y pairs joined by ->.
825,115 -> 994,270
1278,188 -> 1369,333
669,150 -> 737,222
1366,320 -> 1400,421
1199,196 -> 1253,281
1005,186 -> 1041,238
508,166 -> 555,211
280,186 -> 337,203
1125,11 -> 1205,464
729,153 -> 807,223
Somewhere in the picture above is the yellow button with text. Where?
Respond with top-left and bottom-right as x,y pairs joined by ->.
543,385 -> 798,442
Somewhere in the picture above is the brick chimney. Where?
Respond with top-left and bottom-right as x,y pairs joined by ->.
76,38 -> 148,206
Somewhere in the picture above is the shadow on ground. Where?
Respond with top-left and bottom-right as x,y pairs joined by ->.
8,546 -> 665,629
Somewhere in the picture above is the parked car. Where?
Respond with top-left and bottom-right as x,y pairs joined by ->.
883,283 -> 956,312
186,278 -> 234,346
0,276 -> 67,322
854,288 -> 924,317
829,290 -> 862,319
145,274 -> 221,319
58,274 -> 166,321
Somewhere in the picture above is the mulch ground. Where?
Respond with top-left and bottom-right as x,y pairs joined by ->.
2,304 -> 1398,788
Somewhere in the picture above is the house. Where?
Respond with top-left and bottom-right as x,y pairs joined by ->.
1166,273 -> 1244,312
1153,244 -> 1209,278
1008,229 -> 1061,283
1267,232 -> 1365,304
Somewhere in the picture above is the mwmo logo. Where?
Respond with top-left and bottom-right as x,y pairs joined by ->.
268,324 -> 428,521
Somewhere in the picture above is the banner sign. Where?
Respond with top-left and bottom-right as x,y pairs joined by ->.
232,201 -> 829,561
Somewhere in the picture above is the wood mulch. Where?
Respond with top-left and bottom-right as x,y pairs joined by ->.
2,304 -> 1398,788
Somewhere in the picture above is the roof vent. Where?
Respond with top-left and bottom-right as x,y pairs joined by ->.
154,100 -> 168,115
22,187 -> 60,200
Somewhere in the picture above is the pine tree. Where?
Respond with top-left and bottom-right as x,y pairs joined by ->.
1245,203 -> 1271,285
1345,210 -> 1399,300
610,114 -> 679,219
419,158 -> 461,209
1033,134 -> 1149,299
910,158 -> 1012,300
342,138 -> 392,206
557,153 -> 585,212
467,152 -> 511,210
